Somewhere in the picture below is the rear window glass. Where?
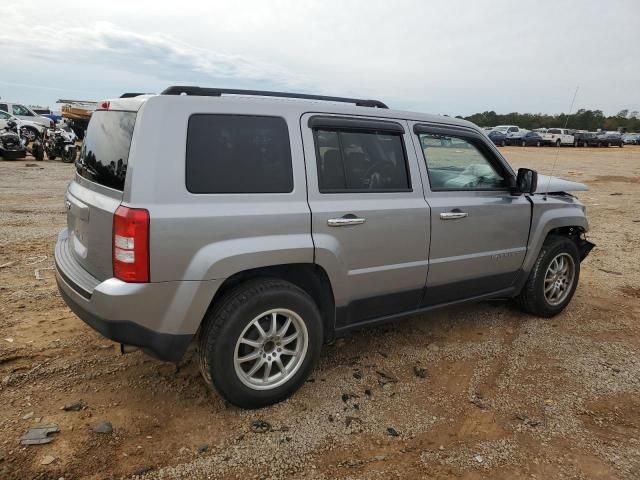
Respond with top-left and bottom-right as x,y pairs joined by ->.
186,114 -> 293,194
77,111 -> 136,191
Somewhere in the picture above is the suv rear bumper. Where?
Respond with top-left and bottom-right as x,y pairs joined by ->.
54,229 -> 221,362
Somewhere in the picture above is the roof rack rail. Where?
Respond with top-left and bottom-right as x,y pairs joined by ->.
160,86 -> 388,109
120,93 -> 147,98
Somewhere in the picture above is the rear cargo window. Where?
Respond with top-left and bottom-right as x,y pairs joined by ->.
186,115 -> 293,194
76,111 -> 136,191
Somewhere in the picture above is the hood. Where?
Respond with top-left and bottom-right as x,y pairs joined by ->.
535,174 -> 588,194
17,119 -> 46,131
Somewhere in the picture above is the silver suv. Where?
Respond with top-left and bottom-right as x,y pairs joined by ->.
55,87 -> 594,408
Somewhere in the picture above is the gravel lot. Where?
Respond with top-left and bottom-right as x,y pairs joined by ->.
1,146 -> 639,479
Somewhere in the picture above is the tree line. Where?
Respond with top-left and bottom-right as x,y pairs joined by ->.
459,109 -> 640,132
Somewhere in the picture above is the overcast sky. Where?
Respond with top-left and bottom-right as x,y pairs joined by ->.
1,0 -> 638,116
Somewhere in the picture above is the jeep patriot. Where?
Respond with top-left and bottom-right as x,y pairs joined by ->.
55,86 -> 594,408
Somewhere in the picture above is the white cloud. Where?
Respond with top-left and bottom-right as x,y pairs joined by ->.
1,0 -> 638,115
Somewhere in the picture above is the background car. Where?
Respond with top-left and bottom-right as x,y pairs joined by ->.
0,110 -> 46,142
518,131 -> 544,147
487,129 -> 507,146
573,132 -> 600,147
597,131 -> 624,147
0,101 -> 51,128
622,133 -> 639,145
543,128 -> 574,146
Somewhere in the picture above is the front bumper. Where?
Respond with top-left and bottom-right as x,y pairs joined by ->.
54,229 -> 221,361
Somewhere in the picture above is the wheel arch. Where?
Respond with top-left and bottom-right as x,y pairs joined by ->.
207,263 -> 336,343
522,205 -> 590,276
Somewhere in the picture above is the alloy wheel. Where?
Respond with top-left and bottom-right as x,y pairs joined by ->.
234,309 -> 308,390
543,253 -> 576,306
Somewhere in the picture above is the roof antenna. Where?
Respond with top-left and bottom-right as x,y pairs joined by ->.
544,85 -> 579,199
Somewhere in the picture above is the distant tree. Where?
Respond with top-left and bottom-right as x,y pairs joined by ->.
616,109 -> 629,118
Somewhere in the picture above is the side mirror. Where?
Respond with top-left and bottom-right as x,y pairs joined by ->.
515,168 -> 538,194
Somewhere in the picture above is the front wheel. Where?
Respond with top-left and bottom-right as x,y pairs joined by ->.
516,236 -> 580,317
198,279 -> 323,408
556,139 -> 561,147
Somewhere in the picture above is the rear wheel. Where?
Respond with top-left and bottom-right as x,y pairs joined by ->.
556,139 -> 561,147
516,236 -> 580,317
521,140 -> 526,147
536,141 -> 541,147
583,141 -> 588,147
198,279 -> 323,408
500,140 -> 505,147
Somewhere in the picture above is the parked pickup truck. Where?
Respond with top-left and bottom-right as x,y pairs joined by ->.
544,128 -> 574,147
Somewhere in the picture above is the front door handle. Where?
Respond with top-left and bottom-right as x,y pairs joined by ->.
440,211 -> 468,220
327,215 -> 366,227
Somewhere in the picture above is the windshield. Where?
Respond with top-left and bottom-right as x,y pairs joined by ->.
76,111 -> 136,191
494,126 -> 509,133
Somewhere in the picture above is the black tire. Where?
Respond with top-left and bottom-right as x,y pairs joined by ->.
32,142 -> 44,161
583,141 -> 588,147
618,143 -> 623,148
62,147 -> 76,163
556,139 -> 561,147
516,236 -> 580,318
536,141 -> 541,147
500,140 -> 505,147
198,278 -> 323,408
521,140 -> 526,147
46,149 -> 57,160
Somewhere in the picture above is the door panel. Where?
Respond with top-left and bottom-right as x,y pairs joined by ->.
301,115 -> 430,327
423,192 -> 530,304
410,123 -> 531,305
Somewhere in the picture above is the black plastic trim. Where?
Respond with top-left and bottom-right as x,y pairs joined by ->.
161,86 -> 388,108
308,116 -> 404,132
56,278 -> 192,362
335,286 -> 517,335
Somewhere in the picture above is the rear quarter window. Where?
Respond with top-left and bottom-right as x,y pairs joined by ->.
186,114 -> 293,194
77,111 -> 136,191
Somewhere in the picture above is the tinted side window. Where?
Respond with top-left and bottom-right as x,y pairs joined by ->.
314,129 -> 410,192
0,104 -> 8,113
418,133 -> 506,190
186,115 -> 292,194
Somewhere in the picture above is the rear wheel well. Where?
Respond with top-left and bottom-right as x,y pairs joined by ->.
208,264 -> 336,343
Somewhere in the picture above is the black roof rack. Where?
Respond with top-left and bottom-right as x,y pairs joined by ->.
120,93 -> 147,98
160,86 -> 388,109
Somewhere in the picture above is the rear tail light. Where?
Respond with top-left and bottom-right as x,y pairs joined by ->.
97,100 -> 110,110
113,206 -> 149,282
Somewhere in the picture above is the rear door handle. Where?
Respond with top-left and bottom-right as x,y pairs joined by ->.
440,211 -> 468,220
327,215 -> 366,227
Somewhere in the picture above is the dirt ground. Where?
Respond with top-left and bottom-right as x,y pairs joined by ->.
1,145 -> 639,480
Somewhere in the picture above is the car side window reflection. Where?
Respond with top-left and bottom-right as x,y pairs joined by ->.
419,133 -> 506,190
